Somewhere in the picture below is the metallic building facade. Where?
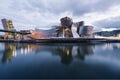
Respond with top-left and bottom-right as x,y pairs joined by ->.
1,19 -> 15,39
1,19 -> 8,30
79,26 -> 93,37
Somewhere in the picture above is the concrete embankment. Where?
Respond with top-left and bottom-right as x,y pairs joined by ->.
0,38 -> 120,43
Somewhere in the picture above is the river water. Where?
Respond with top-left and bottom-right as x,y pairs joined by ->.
0,42 -> 120,79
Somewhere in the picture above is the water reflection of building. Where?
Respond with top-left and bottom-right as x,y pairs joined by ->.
76,45 -> 94,60
54,45 -> 73,65
51,44 -> 94,65
20,44 -> 40,54
1,43 -> 40,63
1,43 -> 16,63
107,43 -> 120,50
0,43 -> 94,64
113,44 -> 120,49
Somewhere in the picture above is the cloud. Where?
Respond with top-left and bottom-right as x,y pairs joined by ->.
0,0 -> 120,30
94,16 -> 120,29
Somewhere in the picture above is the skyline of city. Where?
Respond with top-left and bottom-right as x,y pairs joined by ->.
0,17 -> 120,40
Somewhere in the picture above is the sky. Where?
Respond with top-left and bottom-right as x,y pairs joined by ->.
0,0 -> 120,31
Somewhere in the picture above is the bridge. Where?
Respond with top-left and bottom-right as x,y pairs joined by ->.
0,29 -> 31,35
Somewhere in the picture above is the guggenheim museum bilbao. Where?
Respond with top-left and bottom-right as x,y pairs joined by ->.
1,17 -> 93,40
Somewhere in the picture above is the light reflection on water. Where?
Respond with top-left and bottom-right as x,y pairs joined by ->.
0,43 -> 120,79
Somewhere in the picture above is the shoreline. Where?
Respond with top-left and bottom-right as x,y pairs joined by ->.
0,38 -> 120,43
